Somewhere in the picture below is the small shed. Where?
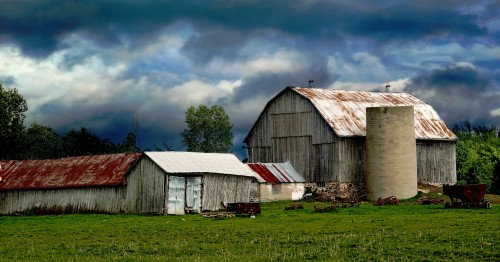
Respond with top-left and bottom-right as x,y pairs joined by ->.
247,162 -> 305,202
124,151 -> 257,215
0,153 -> 141,215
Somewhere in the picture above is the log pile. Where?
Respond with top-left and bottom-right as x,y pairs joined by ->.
313,205 -> 338,213
284,203 -> 304,210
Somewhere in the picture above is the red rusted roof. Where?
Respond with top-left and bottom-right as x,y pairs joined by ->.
0,153 -> 141,191
293,87 -> 456,140
247,162 -> 305,183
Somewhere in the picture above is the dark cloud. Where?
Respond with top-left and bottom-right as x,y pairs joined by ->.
0,0 -> 488,57
181,30 -> 250,64
407,63 -> 500,128
410,63 -> 490,92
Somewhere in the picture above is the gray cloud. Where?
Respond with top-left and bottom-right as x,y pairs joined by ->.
0,0 -> 489,58
406,63 -> 500,128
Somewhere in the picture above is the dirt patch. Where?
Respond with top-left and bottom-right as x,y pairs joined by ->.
485,194 -> 500,204
417,183 -> 443,194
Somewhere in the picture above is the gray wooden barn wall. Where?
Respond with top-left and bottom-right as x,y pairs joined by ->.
202,174 -> 252,211
247,89 -> 455,185
124,156 -> 166,214
416,140 -> 456,184
0,187 -> 125,215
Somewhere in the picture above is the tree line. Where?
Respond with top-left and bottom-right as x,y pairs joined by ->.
453,122 -> 500,193
1,84 -> 234,160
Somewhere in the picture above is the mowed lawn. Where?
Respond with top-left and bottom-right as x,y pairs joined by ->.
0,200 -> 498,261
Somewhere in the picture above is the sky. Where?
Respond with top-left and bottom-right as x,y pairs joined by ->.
1,0 -> 499,159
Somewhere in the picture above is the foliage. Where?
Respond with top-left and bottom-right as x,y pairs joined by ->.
23,122 -> 64,159
62,127 -> 122,156
118,132 -> 140,153
453,122 -> 500,193
0,84 -> 28,159
181,105 -> 234,153
0,202 -> 498,261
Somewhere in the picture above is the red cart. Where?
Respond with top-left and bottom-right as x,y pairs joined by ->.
443,184 -> 491,208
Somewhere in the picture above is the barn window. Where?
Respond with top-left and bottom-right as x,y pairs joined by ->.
272,183 -> 282,195
317,182 -> 326,188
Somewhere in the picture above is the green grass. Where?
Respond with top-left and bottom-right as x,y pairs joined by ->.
0,202 -> 499,261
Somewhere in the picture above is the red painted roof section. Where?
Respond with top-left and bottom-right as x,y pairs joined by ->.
247,162 -> 305,183
0,153 -> 141,190
248,163 -> 280,183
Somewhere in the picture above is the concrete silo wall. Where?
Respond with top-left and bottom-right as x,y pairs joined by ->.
366,106 -> 417,200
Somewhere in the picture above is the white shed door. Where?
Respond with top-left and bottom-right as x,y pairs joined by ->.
167,176 -> 186,215
186,177 -> 202,213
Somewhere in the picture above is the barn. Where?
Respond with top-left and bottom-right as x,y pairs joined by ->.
244,86 -> 457,197
124,151 -> 257,215
0,153 -> 141,215
247,162 -> 305,202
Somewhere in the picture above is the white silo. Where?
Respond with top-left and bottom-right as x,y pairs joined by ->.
366,106 -> 417,200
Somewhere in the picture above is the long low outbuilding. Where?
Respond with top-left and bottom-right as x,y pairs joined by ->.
247,161 -> 305,202
0,152 -> 257,215
0,153 -> 141,215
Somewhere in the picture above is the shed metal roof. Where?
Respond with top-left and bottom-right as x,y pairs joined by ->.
145,151 -> 256,177
292,87 -> 456,140
247,162 -> 305,183
0,153 -> 141,191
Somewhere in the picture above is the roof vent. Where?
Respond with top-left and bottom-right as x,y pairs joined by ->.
385,84 -> 391,92
308,79 -> 315,88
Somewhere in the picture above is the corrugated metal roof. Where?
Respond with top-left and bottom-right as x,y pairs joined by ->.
0,153 -> 141,191
145,151 -> 256,177
292,87 -> 457,140
247,162 -> 305,183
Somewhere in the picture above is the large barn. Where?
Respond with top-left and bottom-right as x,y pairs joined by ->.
0,153 -> 141,215
124,151 -> 257,215
244,86 -> 457,197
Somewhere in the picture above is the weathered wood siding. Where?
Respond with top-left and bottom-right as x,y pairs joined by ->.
247,89 -> 363,183
246,89 -> 456,185
124,157 -> 166,214
202,174 -> 252,211
0,187 -> 125,215
416,140 -> 457,184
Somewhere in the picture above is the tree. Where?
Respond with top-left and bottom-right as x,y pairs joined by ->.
0,84 -> 28,159
453,122 -> 500,193
118,132 -> 140,153
181,105 -> 234,153
62,127 -> 118,156
24,122 -> 63,159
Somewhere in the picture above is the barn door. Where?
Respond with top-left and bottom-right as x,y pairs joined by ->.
167,176 -> 186,215
186,177 -> 202,213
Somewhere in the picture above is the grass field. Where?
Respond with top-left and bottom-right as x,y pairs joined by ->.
0,199 -> 499,261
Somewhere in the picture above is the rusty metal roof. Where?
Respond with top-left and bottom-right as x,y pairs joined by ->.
247,162 -> 305,183
145,151 -> 256,177
292,87 -> 456,140
0,153 -> 141,191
